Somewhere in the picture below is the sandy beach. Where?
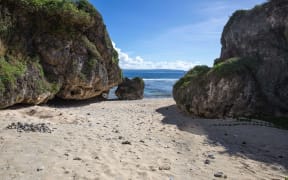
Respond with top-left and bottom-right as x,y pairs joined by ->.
0,98 -> 287,180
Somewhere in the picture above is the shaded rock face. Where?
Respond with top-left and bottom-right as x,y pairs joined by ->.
0,0 -> 122,108
173,0 -> 288,119
115,77 -> 144,100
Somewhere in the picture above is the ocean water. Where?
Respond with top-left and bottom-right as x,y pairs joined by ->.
109,69 -> 186,99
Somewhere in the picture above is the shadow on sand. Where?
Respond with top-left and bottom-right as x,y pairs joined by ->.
6,97 -> 120,110
157,105 -> 288,170
46,97 -> 120,108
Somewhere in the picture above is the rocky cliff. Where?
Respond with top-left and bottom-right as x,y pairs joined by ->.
0,0 -> 122,108
173,0 -> 288,122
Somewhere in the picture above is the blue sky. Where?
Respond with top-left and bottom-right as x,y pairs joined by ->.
91,0 -> 266,70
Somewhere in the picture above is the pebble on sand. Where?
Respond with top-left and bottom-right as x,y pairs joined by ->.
204,159 -> 210,164
122,141 -> 131,145
6,122 -> 52,133
73,157 -> 82,161
158,165 -> 171,171
214,172 -> 227,178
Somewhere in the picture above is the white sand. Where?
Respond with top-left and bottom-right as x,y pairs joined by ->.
0,98 -> 287,180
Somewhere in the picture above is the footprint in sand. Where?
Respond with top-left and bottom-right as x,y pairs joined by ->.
157,158 -> 171,171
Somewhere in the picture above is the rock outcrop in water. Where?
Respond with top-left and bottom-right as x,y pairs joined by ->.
173,0 -> 288,121
115,77 -> 144,100
0,0 -> 122,108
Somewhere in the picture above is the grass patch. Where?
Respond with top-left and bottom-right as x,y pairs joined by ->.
210,57 -> 243,76
208,57 -> 260,79
10,0 -> 94,27
81,36 -> 102,59
19,0 -> 90,16
174,65 -> 210,89
174,57 -> 260,90
0,55 -> 27,88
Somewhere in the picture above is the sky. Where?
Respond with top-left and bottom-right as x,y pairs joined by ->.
91,0 -> 266,70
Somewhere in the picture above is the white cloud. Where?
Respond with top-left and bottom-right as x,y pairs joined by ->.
112,42 -> 198,71
159,17 -> 227,42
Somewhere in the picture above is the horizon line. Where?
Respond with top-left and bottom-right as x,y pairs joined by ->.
121,68 -> 187,71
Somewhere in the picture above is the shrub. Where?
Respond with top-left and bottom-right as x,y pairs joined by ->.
9,0 -> 94,27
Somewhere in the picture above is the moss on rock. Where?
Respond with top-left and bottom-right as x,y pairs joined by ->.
112,49 -> 119,64
174,65 -> 210,89
208,57 -> 261,80
82,36 -> 102,59
0,55 -> 27,88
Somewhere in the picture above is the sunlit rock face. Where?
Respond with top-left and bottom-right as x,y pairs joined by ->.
0,0 -> 122,108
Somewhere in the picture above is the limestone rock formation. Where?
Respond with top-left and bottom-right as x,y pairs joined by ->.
115,77 -> 144,100
0,0 -> 122,108
173,0 -> 288,120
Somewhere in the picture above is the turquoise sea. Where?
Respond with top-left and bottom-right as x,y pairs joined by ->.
109,69 -> 186,99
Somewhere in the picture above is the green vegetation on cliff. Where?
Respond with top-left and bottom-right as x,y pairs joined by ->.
174,65 -> 210,89
18,0 -> 95,15
0,55 -> 27,91
81,36 -> 102,59
175,57 -> 261,90
7,0 -> 97,28
0,54 -> 58,95
112,50 -> 119,64
209,57 -> 260,79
